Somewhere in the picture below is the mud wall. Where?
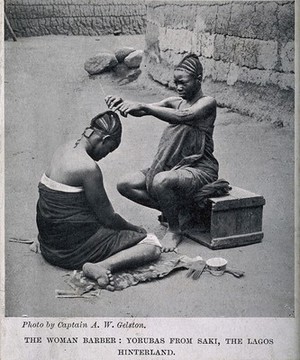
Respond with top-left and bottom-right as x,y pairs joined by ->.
144,0 -> 294,125
5,0 -> 146,37
145,0 -> 294,91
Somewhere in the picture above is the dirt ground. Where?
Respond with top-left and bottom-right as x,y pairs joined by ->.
4,35 -> 294,317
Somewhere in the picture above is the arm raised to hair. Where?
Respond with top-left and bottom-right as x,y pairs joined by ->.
114,96 -> 216,125
105,95 -> 180,117
82,164 -> 146,233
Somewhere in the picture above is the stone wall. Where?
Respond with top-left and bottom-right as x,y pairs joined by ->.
5,0 -> 146,37
144,0 -> 294,125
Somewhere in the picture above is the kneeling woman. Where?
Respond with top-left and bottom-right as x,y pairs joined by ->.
36,110 -> 161,290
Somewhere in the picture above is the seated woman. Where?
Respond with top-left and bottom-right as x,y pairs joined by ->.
105,54 -> 219,252
36,110 -> 161,291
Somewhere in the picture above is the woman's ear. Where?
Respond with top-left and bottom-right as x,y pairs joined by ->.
101,135 -> 111,143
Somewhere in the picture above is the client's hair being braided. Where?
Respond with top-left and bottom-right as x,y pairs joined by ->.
90,110 -> 122,147
74,110 -> 122,149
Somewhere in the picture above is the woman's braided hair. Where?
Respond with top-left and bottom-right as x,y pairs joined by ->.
175,53 -> 203,81
90,110 -> 122,147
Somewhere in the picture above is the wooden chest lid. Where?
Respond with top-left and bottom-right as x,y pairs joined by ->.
208,186 -> 266,211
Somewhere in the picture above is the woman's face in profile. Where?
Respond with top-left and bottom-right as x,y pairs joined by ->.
174,70 -> 199,100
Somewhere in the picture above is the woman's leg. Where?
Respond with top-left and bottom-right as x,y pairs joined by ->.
83,243 -> 161,290
151,171 -> 183,252
151,169 -> 200,252
117,171 -> 160,210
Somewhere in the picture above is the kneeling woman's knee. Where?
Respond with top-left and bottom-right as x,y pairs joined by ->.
152,171 -> 178,194
117,178 -> 130,195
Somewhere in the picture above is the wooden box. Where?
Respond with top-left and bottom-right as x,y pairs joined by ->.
184,186 -> 266,249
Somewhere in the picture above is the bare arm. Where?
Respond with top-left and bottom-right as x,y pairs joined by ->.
105,95 -> 216,125
141,97 -> 216,125
105,95 -> 180,117
82,164 -> 145,233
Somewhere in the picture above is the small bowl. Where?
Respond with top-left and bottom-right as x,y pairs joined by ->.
206,257 -> 228,276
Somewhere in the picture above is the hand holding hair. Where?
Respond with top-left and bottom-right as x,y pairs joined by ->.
105,95 -> 123,110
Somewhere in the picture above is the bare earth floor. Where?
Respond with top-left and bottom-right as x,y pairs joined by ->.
5,35 -> 294,317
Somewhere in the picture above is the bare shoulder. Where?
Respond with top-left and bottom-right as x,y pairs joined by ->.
77,156 -> 102,179
198,96 -> 217,108
191,96 -> 217,117
72,159 -> 103,188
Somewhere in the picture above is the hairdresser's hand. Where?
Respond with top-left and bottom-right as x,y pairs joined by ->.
105,95 -> 123,110
114,101 -> 145,117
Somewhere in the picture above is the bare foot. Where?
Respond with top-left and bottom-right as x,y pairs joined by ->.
161,230 -> 182,252
82,263 -> 115,291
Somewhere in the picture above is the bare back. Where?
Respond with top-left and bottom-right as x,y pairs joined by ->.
45,140 -> 97,187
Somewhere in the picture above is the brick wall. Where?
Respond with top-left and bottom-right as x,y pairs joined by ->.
145,0 -> 294,92
5,0 -> 146,37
